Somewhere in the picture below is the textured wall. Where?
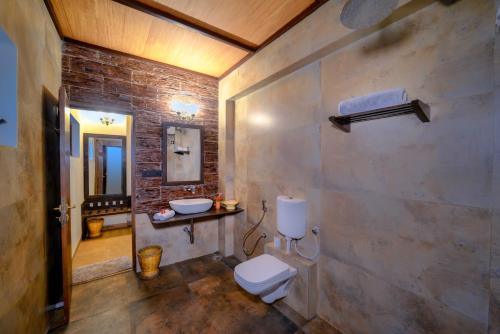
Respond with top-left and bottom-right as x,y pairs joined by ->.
223,0 -> 497,333
318,1 -> 493,332
0,0 -> 61,332
135,214 -> 219,268
61,42 -> 219,214
233,63 -> 321,260
490,0 -> 500,331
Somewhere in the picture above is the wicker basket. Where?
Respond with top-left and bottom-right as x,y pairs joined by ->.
137,245 -> 163,280
87,218 -> 104,238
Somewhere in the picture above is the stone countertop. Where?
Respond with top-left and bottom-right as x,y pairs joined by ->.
147,207 -> 244,228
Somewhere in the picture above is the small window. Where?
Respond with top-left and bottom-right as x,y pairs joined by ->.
0,28 -> 17,147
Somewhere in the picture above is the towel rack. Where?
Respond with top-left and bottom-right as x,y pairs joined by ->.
329,100 -> 430,133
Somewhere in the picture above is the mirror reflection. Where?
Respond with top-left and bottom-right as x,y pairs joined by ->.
163,123 -> 203,185
85,134 -> 126,196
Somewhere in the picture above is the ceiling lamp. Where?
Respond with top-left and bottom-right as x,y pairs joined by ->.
100,116 -> 115,126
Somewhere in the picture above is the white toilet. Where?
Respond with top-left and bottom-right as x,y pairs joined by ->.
234,196 -> 306,303
234,254 -> 297,303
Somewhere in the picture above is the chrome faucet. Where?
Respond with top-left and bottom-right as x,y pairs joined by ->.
184,185 -> 196,194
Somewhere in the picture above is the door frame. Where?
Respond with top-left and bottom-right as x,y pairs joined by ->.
68,104 -> 137,271
59,87 -> 72,325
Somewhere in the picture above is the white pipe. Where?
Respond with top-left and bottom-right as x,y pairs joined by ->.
285,237 -> 292,254
294,226 -> 320,260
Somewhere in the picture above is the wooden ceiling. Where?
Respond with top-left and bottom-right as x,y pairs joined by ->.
47,0 -> 326,78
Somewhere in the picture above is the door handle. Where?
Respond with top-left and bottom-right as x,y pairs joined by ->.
53,203 -> 75,226
53,204 -> 76,211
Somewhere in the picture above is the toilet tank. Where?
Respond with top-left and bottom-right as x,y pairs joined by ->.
277,196 -> 306,239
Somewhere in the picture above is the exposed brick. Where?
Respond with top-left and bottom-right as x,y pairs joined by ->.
103,77 -> 132,96
62,55 -> 70,72
136,149 -> 162,163
136,137 -> 161,150
62,40 -> 219,213
71,57 -> 132,82
135,162 -> 162,176
131,83 -> 157,100
63,71 -> 103,91
69,86 -> 132,112
136,177 -> 162,190
205,153 -> 218,163
63,43 -> 99,60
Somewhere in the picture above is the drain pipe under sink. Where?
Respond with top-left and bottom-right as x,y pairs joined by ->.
183,219 -> 195,244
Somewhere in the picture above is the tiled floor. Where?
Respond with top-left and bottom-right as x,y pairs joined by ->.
55,253 -> 341,334
73,228 -> 132,268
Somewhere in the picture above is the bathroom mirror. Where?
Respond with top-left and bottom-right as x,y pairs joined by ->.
84,134 -> 127,198
162,122 -> 204,185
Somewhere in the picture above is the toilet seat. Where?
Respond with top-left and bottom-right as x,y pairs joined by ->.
234,254 -> 297,303
234,254 -> 292,291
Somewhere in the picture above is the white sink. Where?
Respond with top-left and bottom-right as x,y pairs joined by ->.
169,198 -> 213,214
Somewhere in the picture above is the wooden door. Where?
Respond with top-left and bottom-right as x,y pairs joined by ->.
57,87 -> 72,324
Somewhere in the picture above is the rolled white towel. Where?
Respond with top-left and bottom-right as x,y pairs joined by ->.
338,88 -> 408,116
153,209 -> 175,221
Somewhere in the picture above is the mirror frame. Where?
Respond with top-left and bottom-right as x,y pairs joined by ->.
162,122 -> 204,186
83,133 -> 127,199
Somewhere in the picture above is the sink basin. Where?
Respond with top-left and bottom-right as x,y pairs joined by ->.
169,198 -> 213,214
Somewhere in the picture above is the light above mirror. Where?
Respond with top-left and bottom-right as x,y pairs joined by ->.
171,96 -> 199,121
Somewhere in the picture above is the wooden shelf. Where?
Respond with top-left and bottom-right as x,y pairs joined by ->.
148,207 -> 244,228
82,207 -> 131,218
329,100 -> 430,133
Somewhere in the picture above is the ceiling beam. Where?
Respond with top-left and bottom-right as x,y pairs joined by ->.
111,0 -> 257,53
219,0 -> 329,79
43,0 -> 64,39
257,0 -> 329,51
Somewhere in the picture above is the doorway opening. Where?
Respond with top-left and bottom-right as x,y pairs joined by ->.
69,108 -> 134,284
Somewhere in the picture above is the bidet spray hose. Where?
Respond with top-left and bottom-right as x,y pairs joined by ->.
242,200 -> 268,257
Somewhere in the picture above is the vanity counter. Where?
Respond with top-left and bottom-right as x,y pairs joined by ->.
148,207 -> 244,228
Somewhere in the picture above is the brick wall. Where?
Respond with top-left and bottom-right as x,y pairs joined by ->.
62,42 -> 219,213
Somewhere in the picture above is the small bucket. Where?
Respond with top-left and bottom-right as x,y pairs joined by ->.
87,218 -> 104,238
137,245 -> 163,280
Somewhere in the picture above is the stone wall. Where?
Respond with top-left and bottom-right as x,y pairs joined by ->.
0,0 -> 61,332
221,0 -> 498,333
62,41 -> 219,214
490,0 -> 500,331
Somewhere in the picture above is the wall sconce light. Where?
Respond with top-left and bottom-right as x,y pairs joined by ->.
100,116 -> 114,126
171,96 -> 199,121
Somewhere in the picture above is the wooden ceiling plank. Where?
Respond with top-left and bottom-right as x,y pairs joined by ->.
51,0 -> 249,77
111,0 -> 257,53
142,18 -> 247,76
148,0 -> 315,45
219,0 -> 329,79
45,0 -> 326,78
